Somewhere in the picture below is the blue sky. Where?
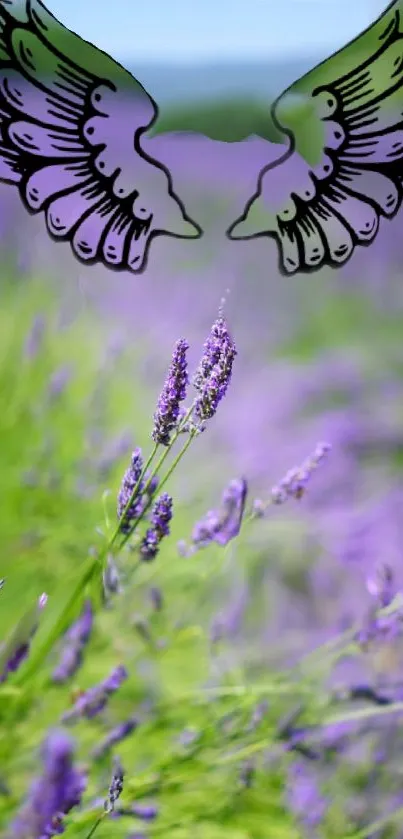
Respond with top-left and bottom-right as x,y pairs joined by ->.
51,0 -> 388,62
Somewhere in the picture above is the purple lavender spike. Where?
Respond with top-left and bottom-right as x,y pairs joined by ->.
91,716 -> 139,760
140,493 -> 173,561
0,592 -> 48,683
253,442 -> 331,515
48,365 -> 73,400
24,314 -> 46,359
62,665 -> 128,723
286,760 -> 328,833
52,600 -> 93,684
193,313 -> 237,423
152,338 -> 189,446
105,757 -> 124,814
117,449 -> 145,535
10,730 -> 86,838
185,477 -> 247,555
124,803 -> 158,821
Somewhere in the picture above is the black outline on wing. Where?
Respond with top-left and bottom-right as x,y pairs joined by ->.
226,1 -> 403,275
0,0 -> 202,274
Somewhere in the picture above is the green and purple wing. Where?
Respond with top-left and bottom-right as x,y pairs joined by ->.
0,0 -> 200,274
227,1 -> 403,274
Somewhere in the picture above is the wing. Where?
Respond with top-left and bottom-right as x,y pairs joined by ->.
0,0 -> 201,274
227,0 -> 403,275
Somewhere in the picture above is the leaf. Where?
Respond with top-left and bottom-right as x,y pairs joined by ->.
12,555 -> 100,688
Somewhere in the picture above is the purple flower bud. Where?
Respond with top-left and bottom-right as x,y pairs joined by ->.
193,314 -> 237,422
366,563 -> 395,608
149,587 -> 163,611
48,366 -> 72,400
0,593 -> 48,683
10,730 -> 86,837
286,760 -> 328,831
62,665 -> 128,723
130,803 -> 159,821
91,716 -> 139,760
152,338 -> 189,446
24,314 -> 46,359
117,449 -> 144,535
253,442 -> 331,515
105,757 -> 124,813
140,493 -> 173,561
188,477 -> 247,552
52,600 -> 93,684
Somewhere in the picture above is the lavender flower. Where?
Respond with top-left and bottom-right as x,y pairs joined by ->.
24,314 -> 46,359
105,757 -> 124,813
91,716 -> 139,760
52,600 -> 93,684
0,593 -> 47,683
117,449 -> 144,534
253,442 -> 331,515
117,450 -> 160,536
181,478 -> 247,555
149,586 -> 163,611
48,366 -> 72,400
366,563 -> 395,609
140,493 -> 173,561
193,314 -> 237,422
152,338 -> 189,446
286,760 -> 328,834
103,554 -> 123,600
62,665 -> 128,723
118,803 -> 159,820
10,730 -> 86,838
358,565 -> 403,653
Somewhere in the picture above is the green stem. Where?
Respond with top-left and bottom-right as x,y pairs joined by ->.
119,429 -> 197,553
112,403 -> 196,556
349,804 -> 403,839
12,555 -> 100,688
108,442 -> 159,550
84,813 -> 106,839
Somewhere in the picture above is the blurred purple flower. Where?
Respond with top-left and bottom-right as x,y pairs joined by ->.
48,366 -> 72,400
62,665 -> 128,723
0,593 -> 47,683
10,730 -> 86,838
181,477 -> 247,555
112,803 -> 158,821
149,586 -> 163,611
103,554 -> 123,600
194,313 -> 237,422
24,314 -> 46,359
253,442 -> 331,515
91,716 -> 139,760
286,760 -> 328,834
140,493 -> 173,561
52,600 -> 93,684
152,338 -> 189,446
366,563 -> 395,609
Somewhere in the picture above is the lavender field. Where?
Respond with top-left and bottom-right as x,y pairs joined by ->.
2,127 -> 403,838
